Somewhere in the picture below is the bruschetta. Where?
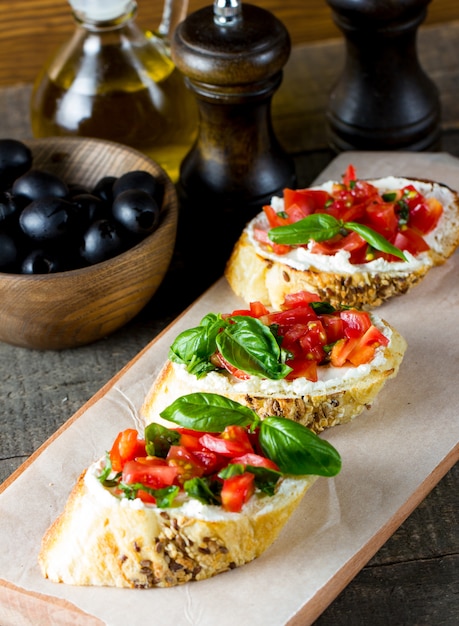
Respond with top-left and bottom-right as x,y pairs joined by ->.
224,165 -> 459,309
141,291 -> 407,433
39,393 -> 341,588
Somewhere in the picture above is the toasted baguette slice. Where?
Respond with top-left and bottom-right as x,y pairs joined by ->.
225,176 -> 459,310
141,316 -> 406,434
39,461 -> 317,588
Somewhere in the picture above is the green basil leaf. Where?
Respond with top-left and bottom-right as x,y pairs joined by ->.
218,463 -> 245,479
184,476 -> 221,505
382,192 -> 397,202
218,316 -> 292,380
160,392 -> 258,432
144,422 -> 180,457
98,452 -> 113,483
118,483 -> 179,508
168,313 -> 227,378
345,221 -> 408,261
258,416 -> 341,476
310,301 -> 336,314
246,465 -> 282,495
268,213 -> 341,245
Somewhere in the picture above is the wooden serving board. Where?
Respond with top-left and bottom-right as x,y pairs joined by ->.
1,152 -> 458,626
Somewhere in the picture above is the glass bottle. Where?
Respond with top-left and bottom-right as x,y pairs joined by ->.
30,0 -> 197,182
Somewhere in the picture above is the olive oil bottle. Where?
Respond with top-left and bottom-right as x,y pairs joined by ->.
30,0 -> 197,183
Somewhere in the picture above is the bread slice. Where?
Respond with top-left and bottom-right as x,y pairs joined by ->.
38,457 -> 317,588
141,316 -> 406,434
225,176 -> 459,309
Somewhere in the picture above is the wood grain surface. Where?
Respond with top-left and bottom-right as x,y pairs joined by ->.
0,0 -> 458,87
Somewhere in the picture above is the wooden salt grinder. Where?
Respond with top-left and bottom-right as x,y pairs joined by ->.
325,0 -> 441,152
171,0 -> 296,278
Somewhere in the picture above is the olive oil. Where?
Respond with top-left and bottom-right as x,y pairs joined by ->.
30,1 -> 197,183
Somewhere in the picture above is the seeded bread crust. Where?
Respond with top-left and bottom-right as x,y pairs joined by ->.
141,319 -> 407,434
39,470 -> 316,588
224,177 -> 459,310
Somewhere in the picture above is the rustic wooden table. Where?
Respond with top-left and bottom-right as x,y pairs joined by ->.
0,20 -> 458,626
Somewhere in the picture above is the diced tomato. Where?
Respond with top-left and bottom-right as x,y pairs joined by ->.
249,301 -> 270,317
221,472 -> 255,512
310,230 -> 367,256
199,426 -> 253,458
166,445 -> 206,483
347,325 -> 389,366
231,453 -> 280,471
329,337 -> 360,367
339,310 -> 372,338
284,188 -> 330,215
136,489 -> 156,504
320,313 -> 344,343
342,164 -> 356,187
298,320 -> 327,361
214,352 -> 251,380
253,225 -> 291,255
265,305 -> 318,328
110,429 -> 146,472
366,201 -> 399,238
262,203 -> 290,228
409,197 -> 443,234
281,290 -> 322,309
121,458 -> 179,489
391,227 -> 430,256
285,357 -> 318,382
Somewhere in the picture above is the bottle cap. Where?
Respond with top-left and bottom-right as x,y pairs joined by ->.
68,0 -> 134,22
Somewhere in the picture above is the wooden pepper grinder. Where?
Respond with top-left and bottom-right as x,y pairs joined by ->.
171,0 -> 296,287
325,0 -> 441,152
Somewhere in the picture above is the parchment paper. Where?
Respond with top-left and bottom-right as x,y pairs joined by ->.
1,152 -> 458,626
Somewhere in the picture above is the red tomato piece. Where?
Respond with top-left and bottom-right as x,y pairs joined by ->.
339,310 -> 372,338
329,337 -> 360,367
231,453 -> 280,471
281,290 -> 322,309
284,188 -> 330,215
285,357 -> 318,382
221,472 -> 255,513
391,227 -> 430,256
214,352 -> 251,380
110,429 -> 146,472
346,325 -> 389,366
265,305 -> 318,328
310,231 -> 367,256
342,164 -> 356,186
298,320 -> 327,361
252,225 -> 291,255
366,201 -> 399,238
121,459 -> 179,489
199,426 -> 253,458
262,203 -> 290,228
320,313 -> 345,343
166,445 -> 206,483
136,489 -> 156,504
409,197 -> 443,234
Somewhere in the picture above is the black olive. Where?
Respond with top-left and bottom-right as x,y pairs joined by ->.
0,139 -> 32,191
112,170 -> 164,208
19,197 -> 78,242
0,191 -> 22,225
21,248 -> 65,274
92,176 -> 117,203
72,193 -> 108,228
12,169 -> 69,203
111,189 -> 160,236
0,230 -> 20,271
80,219 -> 126,265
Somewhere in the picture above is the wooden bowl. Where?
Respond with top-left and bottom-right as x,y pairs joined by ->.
0,137 -> 178,350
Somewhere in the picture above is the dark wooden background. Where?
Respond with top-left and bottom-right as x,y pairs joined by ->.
0,0 -> 459,86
